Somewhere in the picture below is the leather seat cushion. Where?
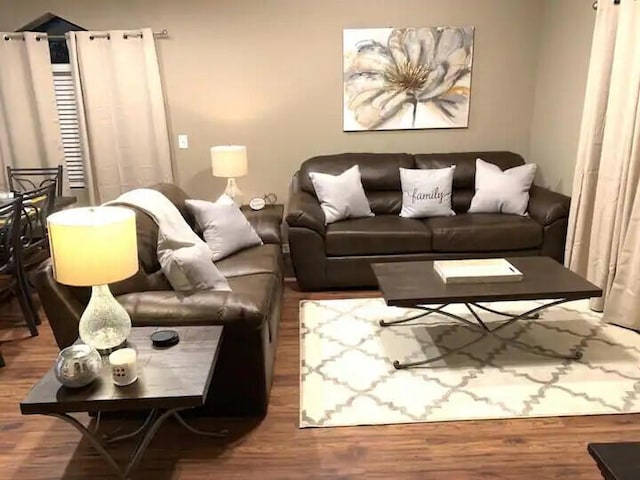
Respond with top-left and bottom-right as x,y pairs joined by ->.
118,273 -> 277,330
425,213 -> 543,252
326,215 -> 432,256
216,244 -> 282,279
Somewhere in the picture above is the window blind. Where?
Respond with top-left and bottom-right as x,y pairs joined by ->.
53,64 -> 85,188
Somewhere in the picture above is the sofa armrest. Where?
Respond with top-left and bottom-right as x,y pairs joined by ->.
117,290 -> 265,330
242,205 -> 283,245
285,191 -> 326,236
528,185 -> 570,226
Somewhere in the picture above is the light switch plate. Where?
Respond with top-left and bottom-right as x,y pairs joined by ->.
178,134 -> 189,149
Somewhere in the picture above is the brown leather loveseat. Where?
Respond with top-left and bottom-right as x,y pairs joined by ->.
35,183 -> 283,417
286,151 -> 570,291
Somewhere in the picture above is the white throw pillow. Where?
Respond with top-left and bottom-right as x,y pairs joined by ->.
399,166 -> 456,218
157,232 -> 231,292
186,195 -> 263,261
468,159 -> 537,216
308,165 -> 373,224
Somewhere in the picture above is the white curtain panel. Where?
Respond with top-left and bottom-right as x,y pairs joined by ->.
67,29 -> 174,204
566,0 -> 640,328
0,32 -> 65,191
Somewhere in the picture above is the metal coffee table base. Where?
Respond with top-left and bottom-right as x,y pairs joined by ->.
380,298 -> 583,369
46,408 -> 226,479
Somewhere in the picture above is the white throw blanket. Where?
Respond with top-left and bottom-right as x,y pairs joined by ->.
105,189 -> 230,292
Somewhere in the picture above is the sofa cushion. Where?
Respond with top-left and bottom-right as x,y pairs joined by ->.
366,191 -> 403,215
425,213 -> 543,252
216,244 -> 282,279
414,151 -> 525,190
299,153 -> 414,196
117,273 -> 277,330
326,215 -> 432,256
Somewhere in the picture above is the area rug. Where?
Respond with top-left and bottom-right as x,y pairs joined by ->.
299,298 -> 640,428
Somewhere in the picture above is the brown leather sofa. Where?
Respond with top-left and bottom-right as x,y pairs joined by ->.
35,183 -> 283,417
286,151 -> 570,291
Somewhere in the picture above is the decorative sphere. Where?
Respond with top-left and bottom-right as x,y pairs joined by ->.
54,344 -> 103,388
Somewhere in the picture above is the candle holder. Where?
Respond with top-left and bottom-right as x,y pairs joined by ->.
108,347 -> 138,386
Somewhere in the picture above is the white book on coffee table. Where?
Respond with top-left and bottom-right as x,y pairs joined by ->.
433,258 -> 523,284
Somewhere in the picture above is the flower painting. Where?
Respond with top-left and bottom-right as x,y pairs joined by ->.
343,26 -> 474,131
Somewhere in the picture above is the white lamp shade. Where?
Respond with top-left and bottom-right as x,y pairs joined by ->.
210,145 -> 248,178
47,206 -> 139,286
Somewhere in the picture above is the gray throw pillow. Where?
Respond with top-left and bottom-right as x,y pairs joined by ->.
157,232 -> 230,292
399,166 -> 456,218
468,158 -> 537,215
308,165 -> 373,224
186,196 -> 263,261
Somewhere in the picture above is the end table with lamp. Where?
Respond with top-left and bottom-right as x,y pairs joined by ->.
20,325 -> 224,479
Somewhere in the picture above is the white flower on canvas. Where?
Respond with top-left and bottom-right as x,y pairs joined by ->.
343,26 -> 474,131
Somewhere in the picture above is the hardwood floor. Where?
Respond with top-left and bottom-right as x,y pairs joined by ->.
1,283 -> 638,479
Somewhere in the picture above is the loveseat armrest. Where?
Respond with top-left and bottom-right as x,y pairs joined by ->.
242,205 -> 283,245
34,261 -> 86,349
117,290 -> 265,330
528,185 -> 570,226
285,190 -> 326,236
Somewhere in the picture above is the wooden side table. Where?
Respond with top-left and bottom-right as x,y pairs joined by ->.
241,203 -> 284,222
20,326 -> 223,479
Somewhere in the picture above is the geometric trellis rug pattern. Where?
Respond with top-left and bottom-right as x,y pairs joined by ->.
299,298 -> 640,428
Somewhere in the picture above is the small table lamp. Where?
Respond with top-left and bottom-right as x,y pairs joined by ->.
210,145 -> 248,205
47,206 -> 139,353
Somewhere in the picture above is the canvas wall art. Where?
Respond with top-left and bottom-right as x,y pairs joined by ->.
343,26 -> 474,131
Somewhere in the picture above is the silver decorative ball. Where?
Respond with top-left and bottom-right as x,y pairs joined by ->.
54,344 -> 103,388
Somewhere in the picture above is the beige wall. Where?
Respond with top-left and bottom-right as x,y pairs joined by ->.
528,0 -> 595,195
1,0 -> 546,202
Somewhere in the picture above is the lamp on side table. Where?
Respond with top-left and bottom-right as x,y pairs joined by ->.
210,145 -> 248,205
47,206 -> 139,353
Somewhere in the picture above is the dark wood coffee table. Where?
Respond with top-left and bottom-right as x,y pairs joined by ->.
20,326 -> 223,479
372,257 -> 602,369
588,442 -> 640,480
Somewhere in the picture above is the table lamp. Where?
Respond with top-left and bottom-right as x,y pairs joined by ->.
210,145 -> 248,205
47,206 -> 138,353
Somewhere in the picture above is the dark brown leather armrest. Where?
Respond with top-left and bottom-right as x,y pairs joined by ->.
242,205 -> 283,245
285,191 -> 326,236
528,185 -> 570,226
34,261 -> 85,349
117,290 -> 264,330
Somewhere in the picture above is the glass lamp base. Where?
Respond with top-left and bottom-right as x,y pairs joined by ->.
223,177 -> 243,206
79,284 -> 132,354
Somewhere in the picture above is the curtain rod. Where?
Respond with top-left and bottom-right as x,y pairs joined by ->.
3,29 -> 169,41
593,0 -> 622,10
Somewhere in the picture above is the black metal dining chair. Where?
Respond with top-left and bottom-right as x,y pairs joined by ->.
6,165 -> 64,197
16,184 -> 57,328
0,196 -> 39,338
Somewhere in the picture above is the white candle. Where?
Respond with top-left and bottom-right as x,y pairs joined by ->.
109,348 -> 138,386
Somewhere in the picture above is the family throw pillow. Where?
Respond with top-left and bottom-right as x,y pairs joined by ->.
399,166 -> 456,218
157,231 -> 231,292
309,165 -> 373,224
468,158 -> 537,216
186,195 -> 263,261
